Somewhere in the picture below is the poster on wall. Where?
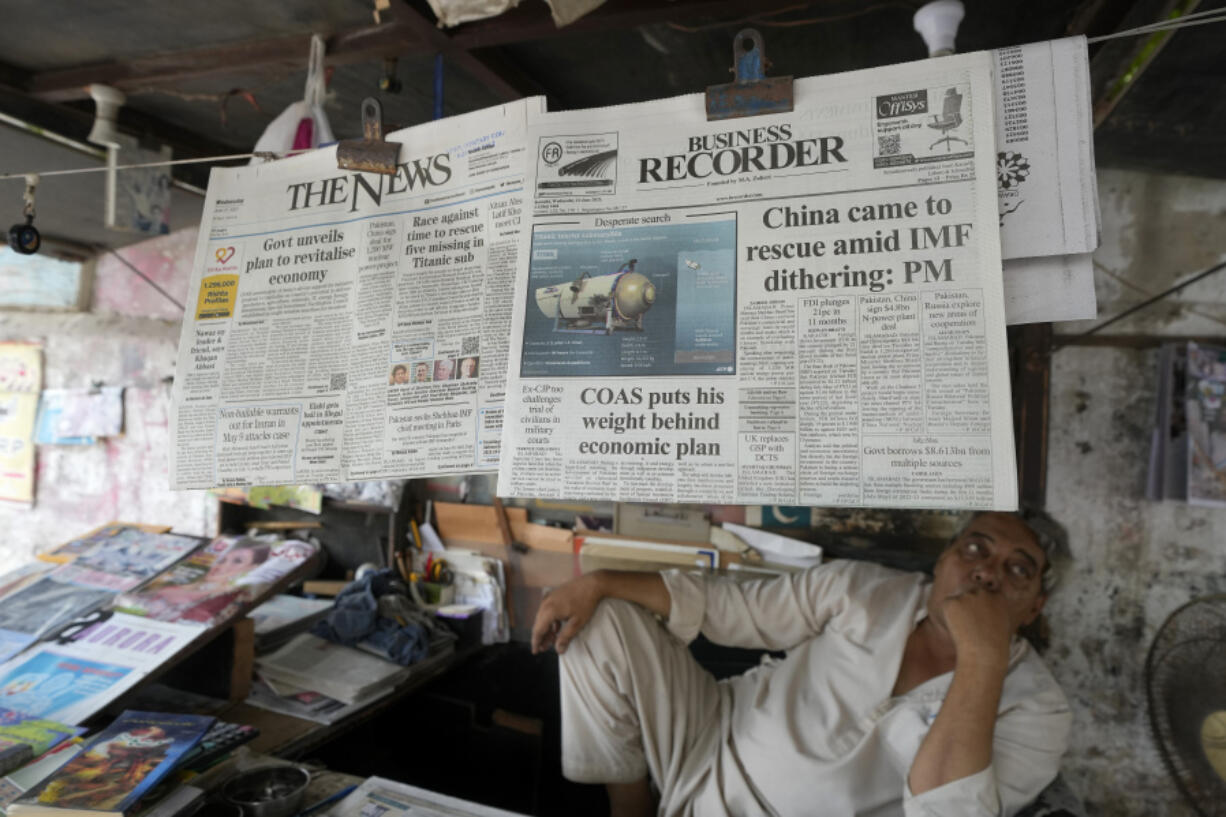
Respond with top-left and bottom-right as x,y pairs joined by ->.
0,343 -> 42,503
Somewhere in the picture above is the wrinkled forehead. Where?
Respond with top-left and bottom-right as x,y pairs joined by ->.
953,512 -> 1046,566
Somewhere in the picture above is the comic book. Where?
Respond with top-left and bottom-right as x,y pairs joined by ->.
9,711 -> 212,817
114,537 -> 318,627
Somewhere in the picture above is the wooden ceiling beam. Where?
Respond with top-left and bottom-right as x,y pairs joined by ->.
386,1 -> 533,101
25,4 -> 545,106
448,0 -> 835,50
26,24 -> 417,103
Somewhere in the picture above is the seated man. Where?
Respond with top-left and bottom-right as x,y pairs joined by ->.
532,511 -> 1071,817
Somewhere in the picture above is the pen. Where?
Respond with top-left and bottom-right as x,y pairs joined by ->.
295,784 -> 357,817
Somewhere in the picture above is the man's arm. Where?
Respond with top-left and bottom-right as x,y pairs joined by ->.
531,569 -> 667,655
907,587 -> 1012,796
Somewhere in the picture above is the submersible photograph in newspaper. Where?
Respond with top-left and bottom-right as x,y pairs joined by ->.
169,98 -> 545,489
499,53 -> 1017,509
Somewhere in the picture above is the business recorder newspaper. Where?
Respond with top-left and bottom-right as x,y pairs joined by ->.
170,98 -> 545,489
499,53 -> 1018,509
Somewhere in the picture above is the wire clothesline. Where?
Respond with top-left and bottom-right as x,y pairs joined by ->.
0,148 -> 317,183
0,8 -> 1223,185
1085,7 -> 1226,43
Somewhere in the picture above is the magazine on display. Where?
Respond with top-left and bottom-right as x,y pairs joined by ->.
114,537 -> 318,627
0,615 -> 202,726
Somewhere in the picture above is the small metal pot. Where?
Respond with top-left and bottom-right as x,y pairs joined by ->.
223,766 -> 311,817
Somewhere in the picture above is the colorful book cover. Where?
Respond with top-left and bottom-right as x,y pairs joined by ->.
0,709 -> 83,757
0,739 -> 83,815
115,537 -> 317,627
50,531 -> 204,593
13,711 -> 213,815
37,525 -> 170,566
0,580 -> 115,663
0,650 -> 134,726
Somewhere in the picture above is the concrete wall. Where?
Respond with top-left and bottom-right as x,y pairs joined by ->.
0,227 -> 212,568
1043,168 -> 1226,815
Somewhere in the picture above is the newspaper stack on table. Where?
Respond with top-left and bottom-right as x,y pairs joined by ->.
500,52 -> 1019,509
991,37 -> 1101,325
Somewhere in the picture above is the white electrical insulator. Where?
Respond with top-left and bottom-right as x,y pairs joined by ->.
87,84 -> 126,147
913,0 -> 965,57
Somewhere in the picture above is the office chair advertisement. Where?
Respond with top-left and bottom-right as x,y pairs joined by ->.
872,83 -> 975,177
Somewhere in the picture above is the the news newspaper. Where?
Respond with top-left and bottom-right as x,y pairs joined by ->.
169,99 -> 543,489
498,53 -> 1019,509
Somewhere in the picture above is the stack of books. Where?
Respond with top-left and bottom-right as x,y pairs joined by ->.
5,711 -> 217,817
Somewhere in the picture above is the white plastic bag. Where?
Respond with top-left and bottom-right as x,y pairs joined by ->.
250,34 -> 334,162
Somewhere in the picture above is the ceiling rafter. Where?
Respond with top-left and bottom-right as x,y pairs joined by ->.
24,9 -> 544,106
446,0 -> 853,49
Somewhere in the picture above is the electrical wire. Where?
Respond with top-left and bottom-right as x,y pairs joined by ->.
101,247 -> 186,313
1093,259 -> 1226,331
1054,258 -> 1226,350
0,148 -> 316,183
1087,7 -> 1226,43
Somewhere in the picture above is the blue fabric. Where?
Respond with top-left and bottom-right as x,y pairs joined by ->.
311,569 -> 430,665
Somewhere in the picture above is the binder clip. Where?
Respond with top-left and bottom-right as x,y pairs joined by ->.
705,29 -> 793,121
336,97 -> 401,176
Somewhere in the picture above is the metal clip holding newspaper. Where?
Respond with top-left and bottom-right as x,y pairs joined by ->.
336,98 -> 401,176
705,29 -> 793,121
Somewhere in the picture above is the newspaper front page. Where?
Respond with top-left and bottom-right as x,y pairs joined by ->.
499,54 -> 1017,509
170,99 -> 543,489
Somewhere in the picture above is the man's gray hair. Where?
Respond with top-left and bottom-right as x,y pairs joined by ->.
953,506 -> 1070,595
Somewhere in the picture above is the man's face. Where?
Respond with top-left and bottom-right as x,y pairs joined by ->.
928,512 -> 1047,634
393,368 -> 408,384
415,364 -> 428,381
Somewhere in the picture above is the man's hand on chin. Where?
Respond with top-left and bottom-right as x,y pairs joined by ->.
941,587 -> 1013,670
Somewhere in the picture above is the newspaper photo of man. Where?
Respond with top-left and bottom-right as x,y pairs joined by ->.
413,362 -> 431,383
459,357 -> 479,378
434,359 -> 456,382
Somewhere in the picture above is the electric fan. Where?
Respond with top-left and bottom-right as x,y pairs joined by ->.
1146,594 -> 1226,816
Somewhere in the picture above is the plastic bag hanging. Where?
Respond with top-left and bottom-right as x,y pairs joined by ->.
249,34 -> 335,163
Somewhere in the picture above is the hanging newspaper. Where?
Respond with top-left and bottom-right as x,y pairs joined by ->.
170,99 -> 544,489
499,54 -> 1017,509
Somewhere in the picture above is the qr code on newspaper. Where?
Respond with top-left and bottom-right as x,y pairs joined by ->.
329,373 -> 347,391
461,336 -> 480,356
878,134 -> 901,156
